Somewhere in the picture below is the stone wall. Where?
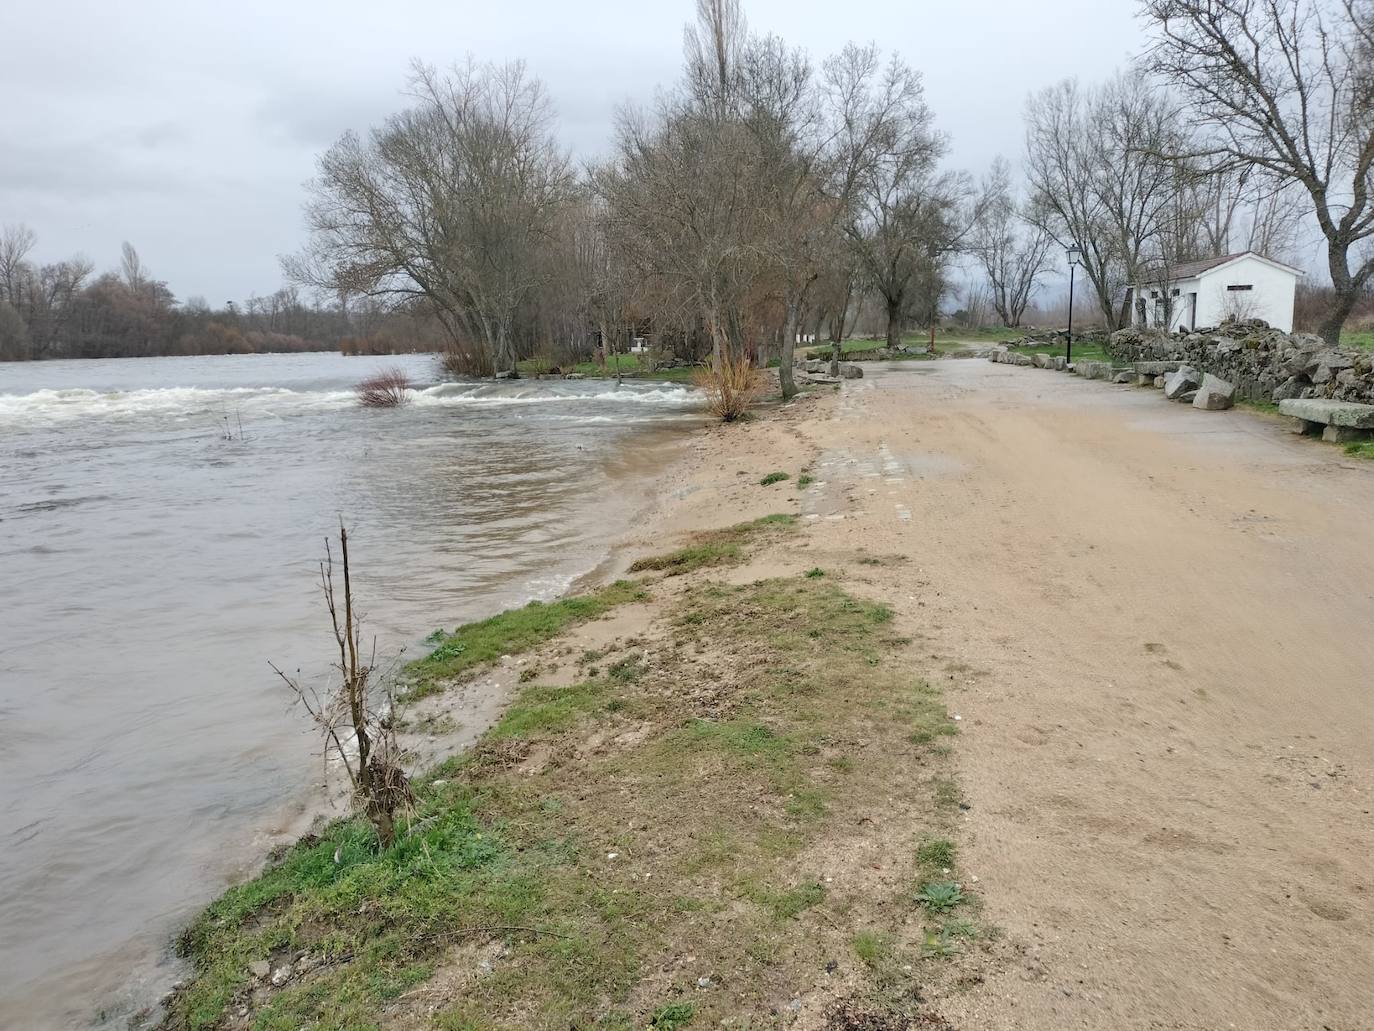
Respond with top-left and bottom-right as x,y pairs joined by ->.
1105,317 -> 1374,405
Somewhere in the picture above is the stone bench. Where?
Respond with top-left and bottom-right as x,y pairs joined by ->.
1278,398 -> 1374,442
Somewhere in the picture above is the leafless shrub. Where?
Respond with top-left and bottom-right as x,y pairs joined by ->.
440,345 -> 494,379
271,524 -> 413,849
355,367 -> 412,407
694,353 -> 762,422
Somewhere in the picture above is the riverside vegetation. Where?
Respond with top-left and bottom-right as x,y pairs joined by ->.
160,511 -> 991,1029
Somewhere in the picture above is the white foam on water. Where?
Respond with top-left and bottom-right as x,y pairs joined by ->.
0,381 -> 699,427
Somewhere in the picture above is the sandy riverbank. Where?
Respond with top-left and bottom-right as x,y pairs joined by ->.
158,361 -> 1373,1029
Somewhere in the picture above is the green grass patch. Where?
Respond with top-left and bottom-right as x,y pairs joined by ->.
798,474 -> 815,488
852,929 -> 893,969
915,837 -> 957,871
166,570 -> 965,1029
403,580 -> 647,702
747,880 -> 826,920
516,352 -> 699,383
650,1002 -> 696,1029
1341,328 -> 1374,351
1345,440 -> 1374,460
628,514 -> 796,576
759,471 -> 790,486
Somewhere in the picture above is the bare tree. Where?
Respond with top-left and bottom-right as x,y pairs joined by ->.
272,524 -> 412,849
0,223 -> 37,309
971,157 -> 1055,327
1141,0 -> 1374,344
1025,73 -> 1187,329
831,47 -> 961,348
287,59 -> 574,375
120,241 -> 147,293
684,0 -> 748,111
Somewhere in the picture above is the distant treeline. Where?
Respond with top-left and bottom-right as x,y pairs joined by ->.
0,232 -> 439,361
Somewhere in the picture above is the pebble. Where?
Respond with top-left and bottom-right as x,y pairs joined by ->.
248,961 -> 270,979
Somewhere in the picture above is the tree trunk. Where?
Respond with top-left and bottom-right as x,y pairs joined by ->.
1317,245 -> 1362,347
885,296 -> 903,349
779,304 -> 799,401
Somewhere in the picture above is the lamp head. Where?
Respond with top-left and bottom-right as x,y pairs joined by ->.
1066,245 -> 1082,266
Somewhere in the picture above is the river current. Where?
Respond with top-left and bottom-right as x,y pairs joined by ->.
0,352 -> 700,1028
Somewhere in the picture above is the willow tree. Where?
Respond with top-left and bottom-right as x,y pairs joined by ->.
286,59 -> 573,375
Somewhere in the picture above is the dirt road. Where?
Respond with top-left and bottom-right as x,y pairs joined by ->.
809,360 -> 1374,1030
634,359 -> 1373,1030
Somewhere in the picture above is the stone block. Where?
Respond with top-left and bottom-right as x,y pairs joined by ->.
1321,424 -> 1373,443
1278,398 -> 1374,429
1164,365 -> 1201,400
1192,374 -> 1236,411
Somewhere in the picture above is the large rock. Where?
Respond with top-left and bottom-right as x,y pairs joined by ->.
1032,353 -> 1049,368
838,363 -> 864,379
1163,365 -> 1202,400
1076,360 -> 1111,380
1192,374 -> 1236,411
1134,360 -> 1182,376
1273,375 -> 1307,401
1278,398 -> 1374,428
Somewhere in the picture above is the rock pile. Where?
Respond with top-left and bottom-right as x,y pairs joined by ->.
1106,317 -> 1374,406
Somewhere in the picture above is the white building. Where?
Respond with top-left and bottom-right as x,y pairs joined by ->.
1130,251 -> 1303,334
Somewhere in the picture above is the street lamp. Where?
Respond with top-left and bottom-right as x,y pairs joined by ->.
1065,246 -> 1082,365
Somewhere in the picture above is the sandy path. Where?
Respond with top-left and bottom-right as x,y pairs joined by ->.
780,361 -> 1373,1030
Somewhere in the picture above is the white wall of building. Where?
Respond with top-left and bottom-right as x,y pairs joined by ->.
1194,255 -> 1297,332
1133,254 -> 1299,334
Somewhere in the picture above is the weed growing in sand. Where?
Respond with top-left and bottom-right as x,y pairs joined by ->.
1344,440 -> 1374,460
805,567 -> 826,578
650,1002 -> 696,1029
917,881 -> 965,911
798,474 -> 815,488
760,471 -> 791,485
853,930 -> 894,969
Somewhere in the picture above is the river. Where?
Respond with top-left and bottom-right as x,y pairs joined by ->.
0,352 -> 700,1028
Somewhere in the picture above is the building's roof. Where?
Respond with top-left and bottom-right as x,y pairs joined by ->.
1140,250 -> 1304,284
1170,253 -> 1249,279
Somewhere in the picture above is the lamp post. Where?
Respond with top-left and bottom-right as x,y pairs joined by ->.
1065,246 -> 1081,365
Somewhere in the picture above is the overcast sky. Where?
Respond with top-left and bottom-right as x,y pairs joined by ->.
0,0 -> 1139,303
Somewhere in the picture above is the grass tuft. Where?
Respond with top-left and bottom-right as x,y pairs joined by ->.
760,471 -> 790,486
915,837 -> 957,871
628,514 -> 796,576
402,580 -> 647,702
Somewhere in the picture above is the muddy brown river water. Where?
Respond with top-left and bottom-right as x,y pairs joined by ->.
0,352 -> 700,1028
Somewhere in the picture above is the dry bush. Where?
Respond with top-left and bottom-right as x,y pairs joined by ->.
355,367 -> 412,407
694,353 -> 763,422
271,524 -> 413,848
440,344 -> 494,379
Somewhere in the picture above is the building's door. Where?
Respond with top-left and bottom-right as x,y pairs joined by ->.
1188,293 -> 1198,331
